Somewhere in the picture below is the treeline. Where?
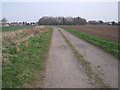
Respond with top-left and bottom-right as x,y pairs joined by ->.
38,16 -> 87,25
88,20 -> 119,25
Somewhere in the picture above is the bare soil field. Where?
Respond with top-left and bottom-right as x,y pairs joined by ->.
58,25 -> 118,42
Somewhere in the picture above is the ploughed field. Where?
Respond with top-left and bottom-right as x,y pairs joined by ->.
59,25 -> 118,42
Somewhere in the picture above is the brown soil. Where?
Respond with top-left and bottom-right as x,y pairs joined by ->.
57,25 -> 119,42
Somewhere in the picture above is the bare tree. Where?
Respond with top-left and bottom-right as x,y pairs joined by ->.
1,18 -> 7,25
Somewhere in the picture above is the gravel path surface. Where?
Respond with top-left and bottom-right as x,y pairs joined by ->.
59,28 -> 118,88
42,27 -> 94,88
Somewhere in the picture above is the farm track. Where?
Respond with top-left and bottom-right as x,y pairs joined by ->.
39,27 -> 118,88
40,27 -> 94,88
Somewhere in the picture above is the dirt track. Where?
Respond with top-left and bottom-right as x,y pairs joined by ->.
42,27 -> 93,88
38,27 -> 118,88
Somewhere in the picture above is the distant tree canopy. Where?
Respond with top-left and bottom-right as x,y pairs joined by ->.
38,16 -> 87,25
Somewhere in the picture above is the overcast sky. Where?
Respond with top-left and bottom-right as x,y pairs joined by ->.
2,1 -> 118,22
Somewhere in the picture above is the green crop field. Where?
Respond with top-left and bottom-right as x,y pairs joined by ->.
60,27 -> 119,58
0,25 -> 36,32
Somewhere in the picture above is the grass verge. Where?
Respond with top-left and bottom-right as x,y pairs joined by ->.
60,27 -> 119,58
2,28 -> 53,88
59,29 -> 110,88
1,25 -> 36,32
